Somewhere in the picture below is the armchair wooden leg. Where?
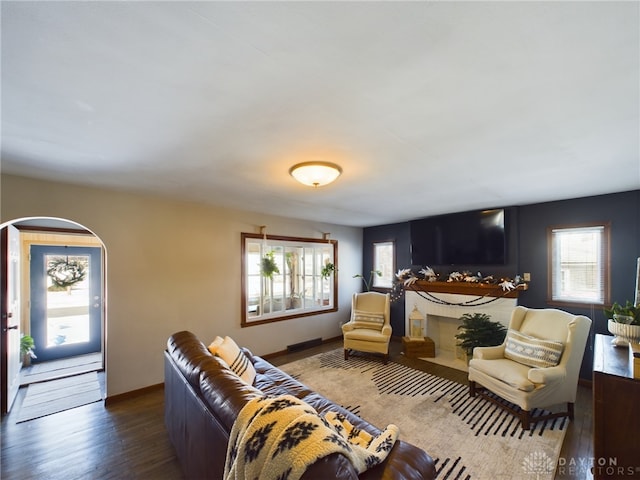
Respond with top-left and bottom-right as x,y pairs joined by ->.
344,349 -> 349,360
568,402 -> 574,421
469,381 -> 477,398
522,410 -> 531,431
383,354 -> 388,365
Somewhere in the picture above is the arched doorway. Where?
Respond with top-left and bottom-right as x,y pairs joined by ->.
1,217 -> 107,415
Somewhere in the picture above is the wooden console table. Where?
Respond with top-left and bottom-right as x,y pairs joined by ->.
592,334 -> 640,479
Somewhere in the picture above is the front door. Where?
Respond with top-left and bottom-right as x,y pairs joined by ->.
1,225 -> 22,414
30,245 -> 102,362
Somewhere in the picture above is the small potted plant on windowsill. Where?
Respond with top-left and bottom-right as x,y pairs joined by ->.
20,335 -> 37,367
320,262 -> 335,305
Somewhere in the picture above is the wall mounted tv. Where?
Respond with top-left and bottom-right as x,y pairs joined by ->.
410,208 -> 506,266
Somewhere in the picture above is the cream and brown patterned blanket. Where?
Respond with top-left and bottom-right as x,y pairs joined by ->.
224,395 -> 398,480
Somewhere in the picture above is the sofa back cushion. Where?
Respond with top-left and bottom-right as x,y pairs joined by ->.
167,331 -> 221,389
200,367 -> 263,431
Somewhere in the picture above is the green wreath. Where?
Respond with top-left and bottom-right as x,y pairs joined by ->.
47,257 -> 87,288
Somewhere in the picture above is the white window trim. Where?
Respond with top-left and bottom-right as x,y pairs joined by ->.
548,223 -> 610,306
372,241 -> 395,289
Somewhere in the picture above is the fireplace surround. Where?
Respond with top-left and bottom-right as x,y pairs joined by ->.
404,281 -> 526,371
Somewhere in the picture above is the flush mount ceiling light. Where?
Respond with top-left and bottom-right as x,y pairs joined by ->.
289,161 -> 342,187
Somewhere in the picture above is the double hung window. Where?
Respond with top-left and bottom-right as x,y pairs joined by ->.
372,241 -> 395,289
548,223 -> 610,305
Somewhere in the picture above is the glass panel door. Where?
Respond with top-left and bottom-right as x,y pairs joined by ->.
30,245 -> 102,361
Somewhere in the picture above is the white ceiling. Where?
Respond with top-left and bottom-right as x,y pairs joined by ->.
1,1 -> 639,227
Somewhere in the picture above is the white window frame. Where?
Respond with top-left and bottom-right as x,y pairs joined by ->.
372,241 -> 395,289
548,223 -> 610,306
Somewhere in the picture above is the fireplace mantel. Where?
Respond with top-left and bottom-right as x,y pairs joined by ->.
407,280 -> 527,299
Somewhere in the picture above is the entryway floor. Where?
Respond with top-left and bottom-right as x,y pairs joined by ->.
20,352 -> 103,386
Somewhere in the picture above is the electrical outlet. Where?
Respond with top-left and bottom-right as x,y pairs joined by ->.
523,272 -> 531,281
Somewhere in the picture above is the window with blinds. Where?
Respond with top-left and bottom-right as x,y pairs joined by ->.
548,224 -> 610,305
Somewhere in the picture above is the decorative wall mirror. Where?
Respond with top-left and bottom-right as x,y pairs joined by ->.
241,233 -> 338,327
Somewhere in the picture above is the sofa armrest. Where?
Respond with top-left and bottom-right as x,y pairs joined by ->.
473,344 -> 505,360
528,365 -> 566,385
381,325 -> 392,336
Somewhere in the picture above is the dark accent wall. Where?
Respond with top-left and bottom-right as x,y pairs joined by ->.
517,190 -> 640,378
363,190 -> 640,379
363,221 -> 411,335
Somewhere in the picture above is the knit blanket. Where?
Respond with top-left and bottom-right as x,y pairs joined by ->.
224,395 -> 399,480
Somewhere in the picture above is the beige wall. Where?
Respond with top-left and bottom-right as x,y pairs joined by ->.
1,174 -> 363,397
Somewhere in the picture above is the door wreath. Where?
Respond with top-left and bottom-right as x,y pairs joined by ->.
47,257 -> 87,289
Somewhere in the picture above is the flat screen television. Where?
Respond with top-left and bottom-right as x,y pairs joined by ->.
410,208 -> 506,266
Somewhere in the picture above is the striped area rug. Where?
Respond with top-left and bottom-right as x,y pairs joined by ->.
279,349 -> 567,480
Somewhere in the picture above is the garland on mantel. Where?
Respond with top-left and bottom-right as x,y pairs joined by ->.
408,288 -> 515,307
390,267 -> 528,306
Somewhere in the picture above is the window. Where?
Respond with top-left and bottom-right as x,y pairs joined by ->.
548,223 -> 610,305
372,241 -> 395,289
241,233 -> 337,327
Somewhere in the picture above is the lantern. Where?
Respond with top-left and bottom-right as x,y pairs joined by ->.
409,304 -> 425,339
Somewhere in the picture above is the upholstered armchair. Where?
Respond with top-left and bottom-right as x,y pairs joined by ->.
342,292 -> 392,363
468,306 -> 591,430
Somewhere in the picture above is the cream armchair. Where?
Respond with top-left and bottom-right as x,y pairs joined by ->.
342,292 -> 392,363
468,306 -> 591,430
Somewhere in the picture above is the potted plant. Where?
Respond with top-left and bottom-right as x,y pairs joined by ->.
353,270 -> 381,292
285,252 -> 301,309
604,300 -> 640,346
455,313 -> 507,360
20,335 -> 37,366
261,251 -> 280,313
321,262 -> 335,279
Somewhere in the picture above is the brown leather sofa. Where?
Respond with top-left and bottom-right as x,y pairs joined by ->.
165,331 -> 436,479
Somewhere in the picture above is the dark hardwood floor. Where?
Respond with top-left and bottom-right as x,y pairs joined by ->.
1,339 -> 593,479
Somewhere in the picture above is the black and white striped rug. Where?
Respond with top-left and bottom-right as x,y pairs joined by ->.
280,349 -> 567,480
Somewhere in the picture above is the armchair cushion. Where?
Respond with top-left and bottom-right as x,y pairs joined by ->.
504,329 -> 564,368
344,328 -> 389,343
469,358 -> 535,392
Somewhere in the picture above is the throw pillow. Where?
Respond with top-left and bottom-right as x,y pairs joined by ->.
504,329 -> 564,368
212,336 -> 256,385
208,336 -> 224,355
352,310 -> 385,330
